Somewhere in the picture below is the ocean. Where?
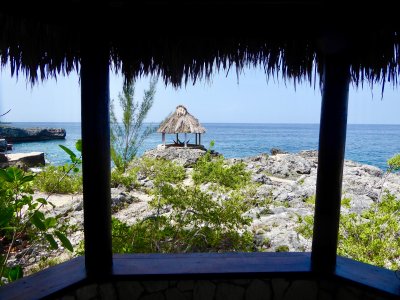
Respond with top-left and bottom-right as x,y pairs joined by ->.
4,122 -> 400,171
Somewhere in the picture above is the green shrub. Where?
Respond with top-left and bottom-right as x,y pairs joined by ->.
304,195 -> 315,205
137,157 -> 186,185
111,184 -> 254,254
33,141 -> 82,194
111,167 -> 139,189
0,167 -> 73,285
192,152 -> 250,189
387,153 -> 400,172
34,165 -> 82,194
341,197 -> 351,208
275,245 -> 289,252
296,192 -> 400,270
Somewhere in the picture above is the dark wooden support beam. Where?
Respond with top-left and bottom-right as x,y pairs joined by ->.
311,53 -> 350,273
81,38 -> 112,278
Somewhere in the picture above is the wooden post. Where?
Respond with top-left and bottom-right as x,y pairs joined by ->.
199,134 -> 201,146
176,133 -> 178,144
195,133 -> 198,145
81,37 -> 112,279
184,133 -> 187,148
311,52 -> 350,274
162,133 -> 166,145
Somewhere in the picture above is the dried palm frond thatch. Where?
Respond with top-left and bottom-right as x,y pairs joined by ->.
157,105 -> 205,134
1,2 -> 400,90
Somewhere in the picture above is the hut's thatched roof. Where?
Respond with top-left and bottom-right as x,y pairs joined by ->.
0,2 -> 400,88
157,105 -> 206,134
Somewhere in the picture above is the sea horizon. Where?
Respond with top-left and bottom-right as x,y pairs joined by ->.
2,122 -> 400,170
4,121 -> 400,126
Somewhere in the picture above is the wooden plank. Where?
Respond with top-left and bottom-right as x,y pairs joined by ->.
0,257 -> 86,300
336,256 -> 400,298
311,51 -> 350,273
80,36 -> 113,278
1,254 -> 399,299
113,252 -> 312,276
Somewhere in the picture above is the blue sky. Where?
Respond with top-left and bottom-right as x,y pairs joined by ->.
0,65 -> 399,124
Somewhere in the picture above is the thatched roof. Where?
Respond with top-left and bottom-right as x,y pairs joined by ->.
1,2 -> 400,88
157,105 -> 206,134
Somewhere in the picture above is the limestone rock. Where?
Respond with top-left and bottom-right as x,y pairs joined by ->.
3,152 -> 45,170
143,147 -> 207,167
0,126 -> 66,142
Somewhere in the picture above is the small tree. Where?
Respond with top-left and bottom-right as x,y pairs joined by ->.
110,79 -> 157,172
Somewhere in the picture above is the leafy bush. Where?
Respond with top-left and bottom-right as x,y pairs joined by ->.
137,157 -> 186,185
275,245 -> 289,252
111,184 -> 254,254
34,165 -> 82,194
338,192 -> 400,269
387,153 -> 400,172
111,167 -> 139,189
296,192 -> 400,270
192,152 -> 250,189
33,141 -> 82,194
0,167 -> 73,285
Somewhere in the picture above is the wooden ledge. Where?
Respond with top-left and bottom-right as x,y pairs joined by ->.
112,252 -> 311,277
0,256 -> 86,300
335,256 -> 400,297
1,253 -> 399,299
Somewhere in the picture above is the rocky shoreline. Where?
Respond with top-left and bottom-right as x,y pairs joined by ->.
10,147 -> 400,275
0,126 -> 66,143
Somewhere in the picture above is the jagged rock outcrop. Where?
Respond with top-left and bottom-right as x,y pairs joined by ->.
0,152 -> 45,170
15,149 -> 400,272
0,126 -> 66,142
0,139 -> 7,152
143,146 -> 208,167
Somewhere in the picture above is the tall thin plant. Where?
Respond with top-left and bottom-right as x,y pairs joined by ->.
110,78 -> 157,172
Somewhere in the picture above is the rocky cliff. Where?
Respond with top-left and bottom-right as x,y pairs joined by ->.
0,126 -> 66,142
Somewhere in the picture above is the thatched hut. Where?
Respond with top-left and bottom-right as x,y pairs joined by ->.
157,105 -> 206,147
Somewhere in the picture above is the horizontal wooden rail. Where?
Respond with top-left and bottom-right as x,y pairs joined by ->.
0,253 -> 399,300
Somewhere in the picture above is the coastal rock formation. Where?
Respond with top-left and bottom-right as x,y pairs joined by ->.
0,126 -> 66,142
0,152 -> 45,170
143,146 -> 208,167
14,149 -> 400,273
0,139 -> 7,151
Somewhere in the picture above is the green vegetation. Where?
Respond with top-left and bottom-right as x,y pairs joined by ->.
34,141 -> 82,194
111,157 -> 186,189
304,195 -> 315,205
297,192 -> 400,270
341,197 -> 351,208
275,245 -> 289,252
296,153 -> 400,270
0,167 -> 73,285
111,167 -> 139,189
387,153 -> 400,172
34,165 -> 82,194
110,79 -> 157,173
111,184 -> 254,253
339,192 -> 400,269
192,142 -> 250,189
138,157 -> 186,185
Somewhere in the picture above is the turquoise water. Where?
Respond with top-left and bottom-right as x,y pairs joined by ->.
5,122 -> 400,170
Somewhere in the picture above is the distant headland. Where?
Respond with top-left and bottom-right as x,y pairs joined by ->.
0,125 -> 66,143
